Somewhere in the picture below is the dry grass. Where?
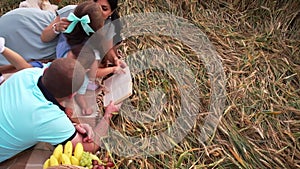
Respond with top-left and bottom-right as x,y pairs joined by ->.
1,0 -> 300,168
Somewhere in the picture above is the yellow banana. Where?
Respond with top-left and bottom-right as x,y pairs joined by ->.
43,158 -> 50,169
89,153 -> 102,164
74,142 -> 84,160
64,141 -> 73,158
61,153 -> 72,165
49,155 -> 59,166
70,156 -> 80,165
53,144 -> 63,164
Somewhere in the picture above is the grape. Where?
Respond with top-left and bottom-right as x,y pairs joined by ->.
97,165 -> 105,169
79,152 -> 93,167
106,161 -> 114,167
92,160 -> 98,165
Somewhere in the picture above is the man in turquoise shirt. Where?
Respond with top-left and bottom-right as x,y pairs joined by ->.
0,58 -> 84,162
0,58 -> 119,162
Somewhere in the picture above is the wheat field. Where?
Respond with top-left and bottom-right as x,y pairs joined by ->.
1,0 -> 299,168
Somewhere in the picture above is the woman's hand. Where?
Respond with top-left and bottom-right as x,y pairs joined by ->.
53,17 -> 70,33
41,16 -> 70,42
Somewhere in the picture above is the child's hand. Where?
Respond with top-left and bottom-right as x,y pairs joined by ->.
0,37 -> 6,53
118,59 -> 127,69
113,56 -> 127,69
99,84 -> 109,94
113,65 -> 125,74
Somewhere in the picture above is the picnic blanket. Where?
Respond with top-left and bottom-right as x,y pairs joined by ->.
0,142 -> 53,169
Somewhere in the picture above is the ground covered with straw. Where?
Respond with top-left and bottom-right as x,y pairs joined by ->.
1,0 -> 299,168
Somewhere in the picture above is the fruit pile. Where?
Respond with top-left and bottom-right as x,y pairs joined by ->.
43,141 -> 114,169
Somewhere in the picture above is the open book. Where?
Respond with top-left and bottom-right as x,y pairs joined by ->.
103,66 -> 132,107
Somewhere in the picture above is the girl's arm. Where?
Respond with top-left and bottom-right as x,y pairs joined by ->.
88,59 -> 124,79
96,66 -> 122,78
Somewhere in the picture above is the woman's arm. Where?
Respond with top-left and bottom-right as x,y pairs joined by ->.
41,16 -> 70,42
1,47 -> 32,70
0,36 -> 30,70
40,16 -> 61,42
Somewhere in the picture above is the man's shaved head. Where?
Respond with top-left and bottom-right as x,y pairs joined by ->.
42,58 -> 85,98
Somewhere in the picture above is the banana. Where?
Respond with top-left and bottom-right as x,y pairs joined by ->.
53,144 -> 63,164
74,142 -> 84,160
61,153 -> 72,165
64,141 -> 73,158
90,153 -> 102,164
70,156 -> 80,165
49,155 -> 59,166
43,158 -> 50,169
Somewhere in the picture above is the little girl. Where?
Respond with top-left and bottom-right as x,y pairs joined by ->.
62,1 -> 126,116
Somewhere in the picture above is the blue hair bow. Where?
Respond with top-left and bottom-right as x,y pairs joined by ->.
64,13 -> 95,36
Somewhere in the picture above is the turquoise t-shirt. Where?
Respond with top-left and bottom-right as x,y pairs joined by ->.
0,68 -> 75,162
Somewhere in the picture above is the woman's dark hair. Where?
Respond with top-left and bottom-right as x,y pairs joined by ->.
94,0 -> 122,44
64,1 -> 104,47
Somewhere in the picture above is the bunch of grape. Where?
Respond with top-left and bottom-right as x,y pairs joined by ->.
91,159 -> 114,169
79,151 -> 115,169
79,152 -> 93,168
92,160 -> 103,169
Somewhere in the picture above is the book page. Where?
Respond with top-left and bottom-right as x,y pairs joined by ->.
103,66 -> 132,107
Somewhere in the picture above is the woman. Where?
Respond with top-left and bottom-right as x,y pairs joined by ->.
0,7 -> 57,66
0,4 -> 78,69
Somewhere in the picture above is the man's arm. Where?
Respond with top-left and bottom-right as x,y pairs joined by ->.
70,101 -> 120,153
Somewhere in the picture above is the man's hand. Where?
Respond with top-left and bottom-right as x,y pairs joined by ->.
75,123 -> 94,143
104,101 -> 121,119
